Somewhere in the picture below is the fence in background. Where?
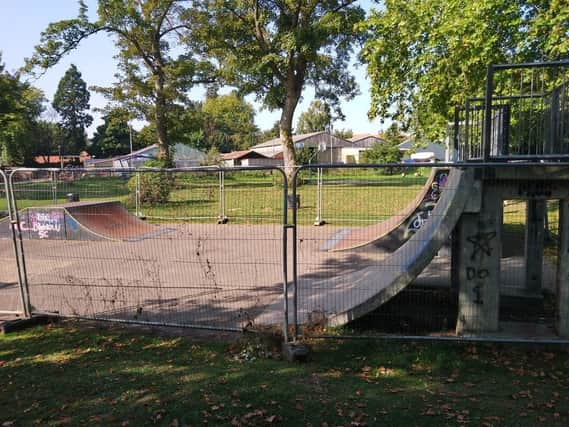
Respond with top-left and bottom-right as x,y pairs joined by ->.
2,163 -> 569,344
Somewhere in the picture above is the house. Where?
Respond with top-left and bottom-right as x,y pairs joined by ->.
221,150 -> 280,167
85,143 -> 206,169
34,151 -> 92,167
397,139 -> 447,162
342,134 -> 387,163
251,131 -> 351,163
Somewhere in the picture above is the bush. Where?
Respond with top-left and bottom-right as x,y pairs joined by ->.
128,160 -> 173,205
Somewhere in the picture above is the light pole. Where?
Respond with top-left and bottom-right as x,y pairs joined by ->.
129,122 -> 133,168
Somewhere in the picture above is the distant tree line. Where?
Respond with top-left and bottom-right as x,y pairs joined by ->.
0,0 -> 564,168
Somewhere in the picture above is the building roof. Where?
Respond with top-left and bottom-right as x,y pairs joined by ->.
348,133 -> 382,143
252,131 -> 352,149
221,150 -> 269,160
112,143 -> 206,162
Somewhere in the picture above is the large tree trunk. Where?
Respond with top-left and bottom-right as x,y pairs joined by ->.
154,73 -> 171,166
280,92 -> 301,184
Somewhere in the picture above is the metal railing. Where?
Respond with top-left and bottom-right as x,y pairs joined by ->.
455,60 -> 569,161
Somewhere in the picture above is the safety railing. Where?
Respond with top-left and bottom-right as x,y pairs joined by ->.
454,60 -> 569,161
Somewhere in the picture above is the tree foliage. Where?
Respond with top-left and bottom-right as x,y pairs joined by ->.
26,0 -> 214,164
53,64 -> 92,154
360,140 -> 402,173
194,0 -> 365,179
202,92 -> 258,152
0,57 -> 45,166
360,0 -> 569,139
90,107 -> 144,158
295,100 -> 331,134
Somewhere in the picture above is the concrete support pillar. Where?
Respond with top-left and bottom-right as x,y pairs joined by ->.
456,187 -> 503,334
525,200 -> 546,292
556,199 -> 569,337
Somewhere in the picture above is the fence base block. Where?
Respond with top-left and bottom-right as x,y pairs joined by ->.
282,342 -> 310,363
0,315 -> 56,334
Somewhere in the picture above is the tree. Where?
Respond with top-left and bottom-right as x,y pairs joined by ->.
295,100 -> 331,134
25,0 -> 214,165
334,128 -> 353,139
202,92 -> 258,152
52,64 -> 93,155
360,0 -> 569,139
0,56 -> 45,166
194,0 -> 365,181
259,121 -> 280,142
89,107 -> 143,158
360,140 -> 402,173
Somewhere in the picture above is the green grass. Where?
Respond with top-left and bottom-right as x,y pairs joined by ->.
1,172 -> 428,226
1,322 -> 569,426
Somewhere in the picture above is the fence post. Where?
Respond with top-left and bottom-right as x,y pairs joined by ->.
6,170 -> 32,318
135,172 -> 142,217
291,168 -> 300,340
314,167 -> 325,226
51,170 -> 58,205
483,65 -> 494,161
218,168 -> 228,224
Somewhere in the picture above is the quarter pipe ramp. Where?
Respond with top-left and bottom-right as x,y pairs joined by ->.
0,201 -> 166,241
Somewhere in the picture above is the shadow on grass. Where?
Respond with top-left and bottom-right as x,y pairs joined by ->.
2,324 -> 569,426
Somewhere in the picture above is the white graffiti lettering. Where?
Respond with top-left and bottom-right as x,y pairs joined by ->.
20,211 -> 63,239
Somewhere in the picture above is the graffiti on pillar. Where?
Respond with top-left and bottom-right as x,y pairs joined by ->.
466,231 -> 496,261
466,231 -> 496,305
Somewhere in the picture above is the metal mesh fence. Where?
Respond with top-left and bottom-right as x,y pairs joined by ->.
291,164 -> 455,336
0,170 -> 24,316
290,163 -> 569,342
4,163 -> 569,342
8,167 -> 288,332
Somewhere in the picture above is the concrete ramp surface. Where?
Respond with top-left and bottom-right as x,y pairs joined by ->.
257,168 -> 472,327
326,168 -> 450,252
0,201 -> 165,241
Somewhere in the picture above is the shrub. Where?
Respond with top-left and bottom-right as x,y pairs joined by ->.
128,159 -> 173,205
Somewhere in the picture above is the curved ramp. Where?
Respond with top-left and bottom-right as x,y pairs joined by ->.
0,201 -> 166,241
256,168 -> 472,327
326,168 -> 450,252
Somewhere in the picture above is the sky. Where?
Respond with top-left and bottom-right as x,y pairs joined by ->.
0,1 -> 384,137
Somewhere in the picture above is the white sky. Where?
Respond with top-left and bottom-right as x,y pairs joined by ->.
0,0 -> 385,136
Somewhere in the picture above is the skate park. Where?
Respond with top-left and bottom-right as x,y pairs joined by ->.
1,61 -> 569,342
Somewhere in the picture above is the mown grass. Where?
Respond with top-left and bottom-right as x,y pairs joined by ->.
1,322 -> 569,426
1,171 -> 429,226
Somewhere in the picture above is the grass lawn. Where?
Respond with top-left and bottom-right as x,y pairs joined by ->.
1,171 -> 429,226
1,322 -> 569,426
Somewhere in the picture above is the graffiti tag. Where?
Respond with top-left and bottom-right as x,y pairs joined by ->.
20,211 -> 63,239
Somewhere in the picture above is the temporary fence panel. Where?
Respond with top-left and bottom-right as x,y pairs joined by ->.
291,164 -> 455,336
0,170 -> 26,316
9,167 -> 289,333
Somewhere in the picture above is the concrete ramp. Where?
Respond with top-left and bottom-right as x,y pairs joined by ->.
256,168 -> 473,327
326,168 -> 450,252
0,201 -> 166,241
